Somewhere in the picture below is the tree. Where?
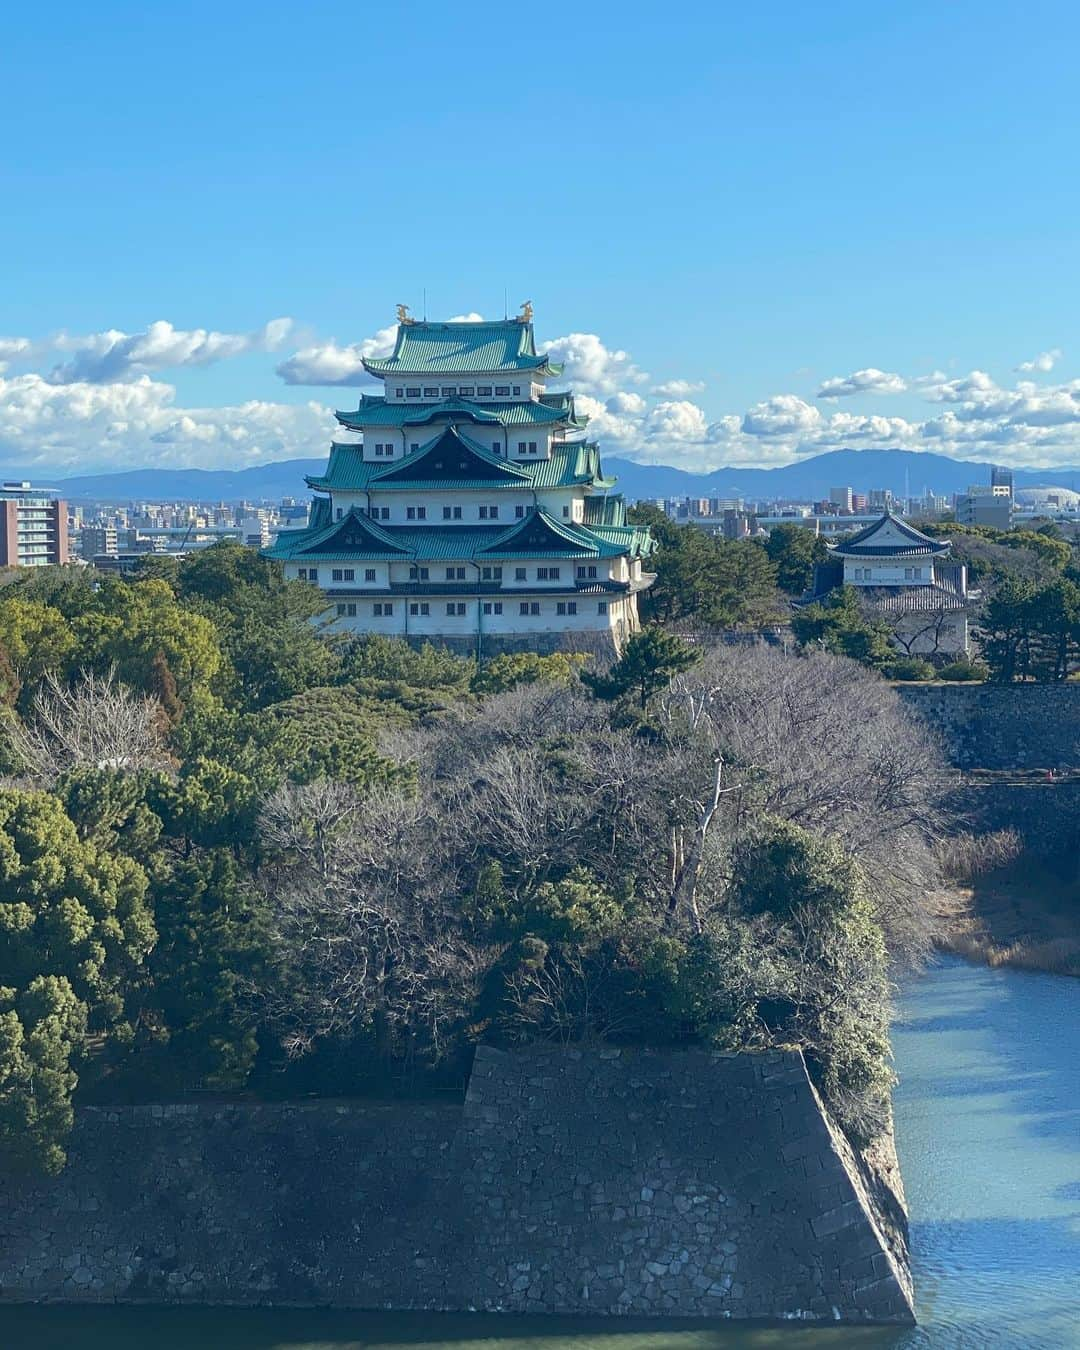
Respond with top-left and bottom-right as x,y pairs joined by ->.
144,850 -> 272,1090
791,586 -> 894,667
0,976 -> 87,1174
640,527 -> 781,630
0,599 -> 77,685
977,575 -> 1038,682
472,650 -> 587,695
583,627 -> 701,710
762,524 -> 828,595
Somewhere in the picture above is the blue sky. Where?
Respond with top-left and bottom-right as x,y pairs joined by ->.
3,0 -> 1080,474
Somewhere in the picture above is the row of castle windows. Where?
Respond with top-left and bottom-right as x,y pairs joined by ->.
337,600 -> 606,618
394,384 -> 522,399
370,439 -> 541,457
852,565 -> 924,580
303,563 -> 602,585
344,504 -> 576,523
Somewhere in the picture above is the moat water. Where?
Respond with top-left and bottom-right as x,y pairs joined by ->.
1,958 -> 1077,1348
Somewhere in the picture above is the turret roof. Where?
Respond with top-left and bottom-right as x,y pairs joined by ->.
306,437 -> 616,493
829,511 -> 950,558
334,391 -> 586,430
362,319 -> 563,378
263,507 -> 653,564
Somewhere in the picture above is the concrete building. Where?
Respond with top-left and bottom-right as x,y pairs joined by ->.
829,486 -> 854,512
956,485 -> 1013,529
80,524 -> 119,560
265,309 -> 656,653
0,483 -> 69,567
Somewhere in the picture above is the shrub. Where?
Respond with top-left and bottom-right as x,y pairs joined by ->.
936,659 -> 988,682
882,657 -> 936,681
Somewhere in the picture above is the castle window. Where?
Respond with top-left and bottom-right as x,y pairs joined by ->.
336,508 -> 343,520
411,443 -> 419,451
410,602 -> 430,616
577,565 -> 597,579
374,602 -> 393,617
530,602 -> 540,615
516,506 -> 525,518
347,603 -> 357,616
443,506 -> 452,520
459,386 -> 475,397
424,386 -> 439,397
343,568 -> 354,581
394,388 -> 403,397
567,601 -> 577,615
513,386 -> 521,395
549,567 -> 560,579
407,507 -> 416,520
904,568 -> 913,579
515,567 -> 527,581
406,387 -> 421,397
528,442 -> 537,454
332,569 -> 343,581
478,385 -> 492,396
492,442 -> 502,454
479,506 -> 489,519
490,505 -> 499,519
519,601 -> 529,616
562,506 -> 570,518
598,601 -> 608,614
453,506 -> 462,519
537,566 -> 549,580
496,385 -> 510,396
365,569 -> 376,582
336,603 -> 346,616
518,441 -> 527,453
409,566 -> 429,581
481,566 -> 502,581
308,568 -> 319,581
441,386 -> 457,397
379,507 -> 390,520
556,602 -> 565,615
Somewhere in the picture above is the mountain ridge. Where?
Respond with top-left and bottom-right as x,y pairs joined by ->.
10,448 -> 1080,504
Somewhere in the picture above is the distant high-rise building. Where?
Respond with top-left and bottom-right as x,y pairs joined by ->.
868,488 -> 894,512
991,465 -> 1014,500
957,485 -> 1013,529
0,483 -> 69,568
851,492 -> 868,513
829,486 -> 853,513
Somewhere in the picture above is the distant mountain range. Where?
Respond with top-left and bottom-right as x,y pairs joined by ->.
10,448 -> 1080,505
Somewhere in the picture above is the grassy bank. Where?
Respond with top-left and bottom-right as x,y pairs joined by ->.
942,855 -> 1080,977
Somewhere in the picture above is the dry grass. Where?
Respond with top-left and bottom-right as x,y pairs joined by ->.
939,852 -> 1080,977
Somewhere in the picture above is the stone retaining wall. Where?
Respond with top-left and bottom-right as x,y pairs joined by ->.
0,1047 -> 914,1324
897,683 -> 1080,770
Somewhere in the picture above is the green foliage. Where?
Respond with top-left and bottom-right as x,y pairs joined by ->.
144,851 -> 271,1090
791,586 -> 894,667
582,626 -> 700,710
639,523 -> 782,629
762,524 -> 828,595
472,650 -> 588,695
0,976 -> 87,1174
978,573 -> 1080,682
0,599 -> 77,685
343,635 -> 475,692
881,656 -> 936,681
935,658 -> 988,681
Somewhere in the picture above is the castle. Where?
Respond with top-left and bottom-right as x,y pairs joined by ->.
265,306 -> 655,655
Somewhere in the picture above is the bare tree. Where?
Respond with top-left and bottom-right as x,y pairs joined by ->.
4,669 -> 168,783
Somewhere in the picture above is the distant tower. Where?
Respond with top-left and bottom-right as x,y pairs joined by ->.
991,464 -> 1014,500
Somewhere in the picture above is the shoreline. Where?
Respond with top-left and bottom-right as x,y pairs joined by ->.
939,858 -> 1080,977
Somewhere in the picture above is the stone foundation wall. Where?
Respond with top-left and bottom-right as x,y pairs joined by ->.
0,1047 -> 913,1324
897,683 -> 1080,770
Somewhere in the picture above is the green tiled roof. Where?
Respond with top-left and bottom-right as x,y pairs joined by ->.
306,438 -> 616,494
476,509 -> 624,559
590,524 -> 658,558
583,494 -> 628,527
334,392 -> 586,430
362,319 -> 564,378
264,509 -> 634,563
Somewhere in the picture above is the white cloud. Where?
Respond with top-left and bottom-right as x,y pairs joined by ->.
644,400 -> 709,442
816,367 -> 907,399
650,378 -> 705,397
44,319 -> 293,385
1017,348 -> 1062,373
0,371 -> 331,473
606,391 -> 647,415
540,332 -> 647,396
275,324 -> 398,386
742,394 -> 823,437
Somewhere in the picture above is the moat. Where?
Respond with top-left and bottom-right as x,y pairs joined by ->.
1,957 -> 1077,1347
